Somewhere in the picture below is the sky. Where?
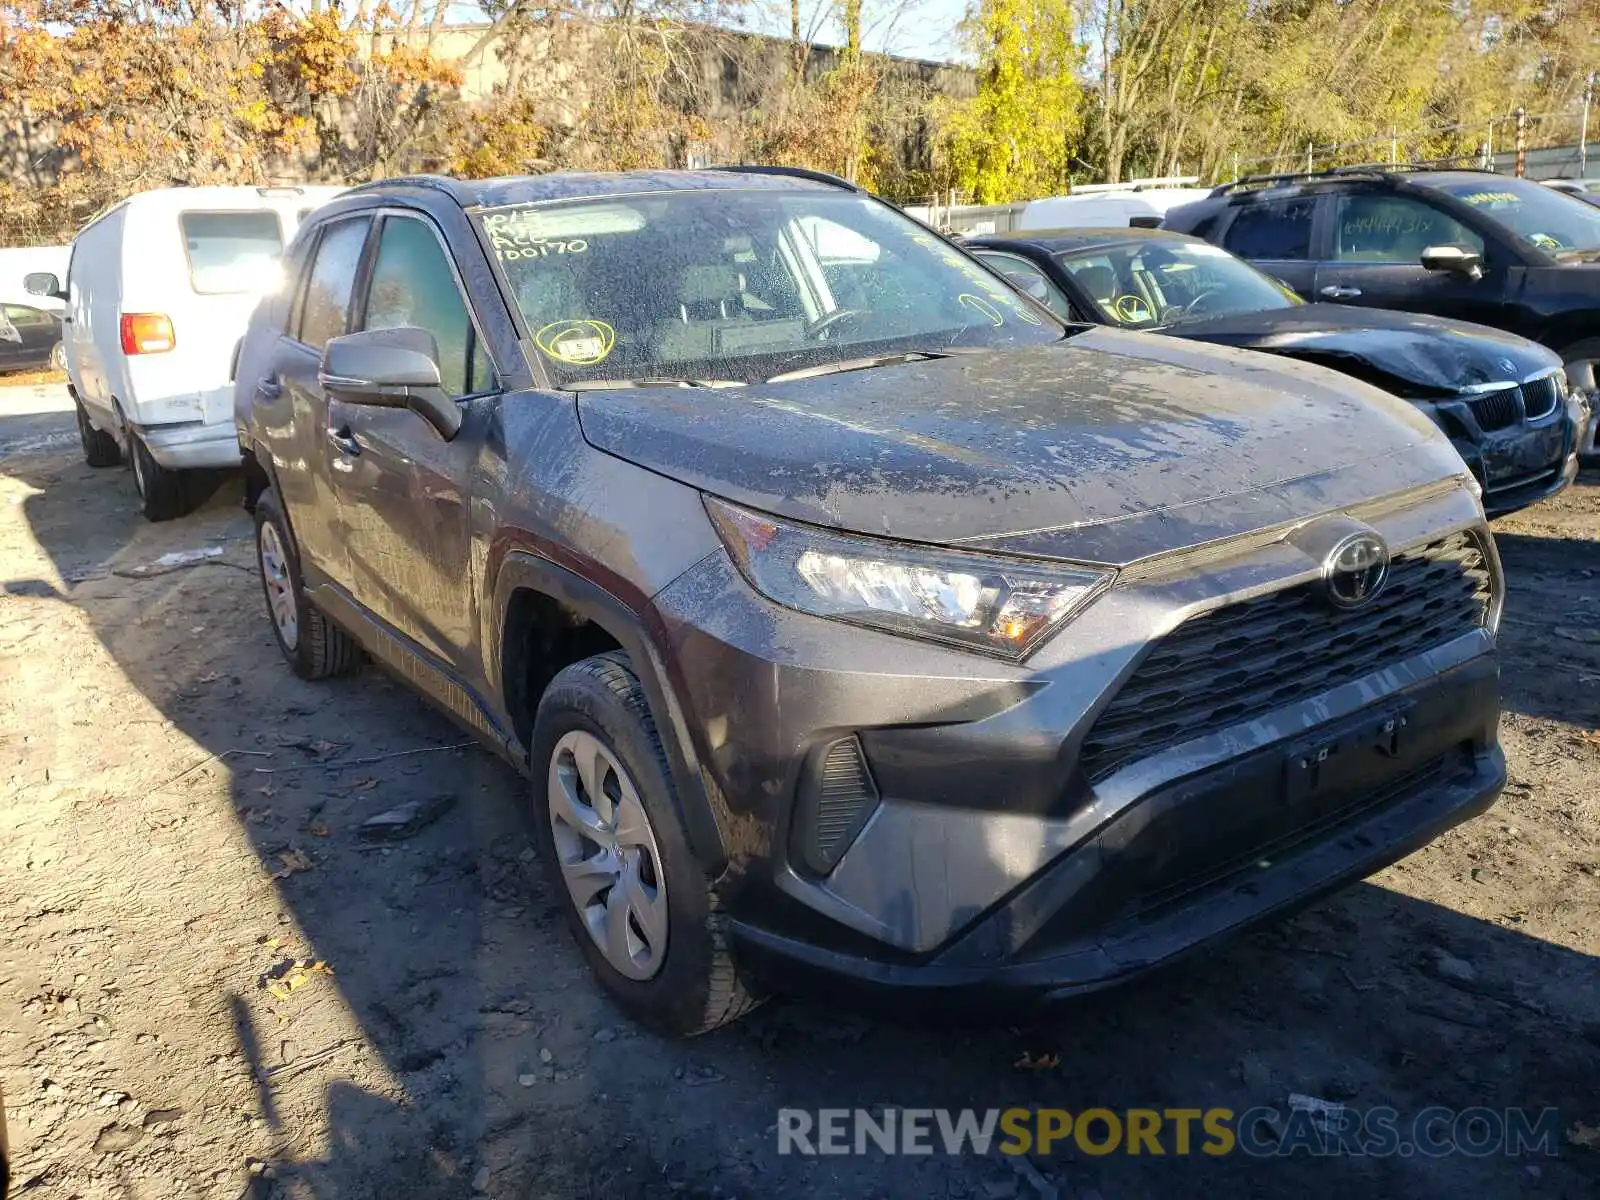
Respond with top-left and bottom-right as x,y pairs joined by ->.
729,0 -> 971,64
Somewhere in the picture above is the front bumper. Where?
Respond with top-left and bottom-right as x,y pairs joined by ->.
652,483 -> 1503,1000
1415,388 -> 1583,516
134,419 -> 242,471
730,655 -> 1501,1003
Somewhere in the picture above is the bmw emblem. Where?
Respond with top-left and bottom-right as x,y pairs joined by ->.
1323,532 -> 1389,609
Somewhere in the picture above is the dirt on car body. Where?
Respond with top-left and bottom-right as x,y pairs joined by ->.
1,384 -> 1597,1199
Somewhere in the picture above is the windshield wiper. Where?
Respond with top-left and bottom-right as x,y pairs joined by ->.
568,378 -> 747,390
767,348 -> 982,384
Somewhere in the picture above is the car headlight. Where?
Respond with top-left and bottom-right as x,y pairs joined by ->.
705,497 -> 1112,660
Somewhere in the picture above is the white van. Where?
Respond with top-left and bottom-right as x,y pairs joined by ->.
1019,184 -> 1213,232
26,185 -> 345,520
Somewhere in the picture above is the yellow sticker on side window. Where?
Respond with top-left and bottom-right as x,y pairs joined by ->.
535,320 -> 616,365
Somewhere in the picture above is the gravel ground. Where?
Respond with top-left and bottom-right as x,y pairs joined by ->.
1,382 -> 1597,1200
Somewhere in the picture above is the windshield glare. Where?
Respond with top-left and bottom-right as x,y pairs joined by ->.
477,190 -> 1063,386
1058,241 -> 1299,329
1435,177 -> 1600,254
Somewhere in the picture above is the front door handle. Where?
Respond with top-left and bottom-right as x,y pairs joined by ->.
1320,285 -> 1363,300
327,426 -> 361,457
257,376 -> 282,399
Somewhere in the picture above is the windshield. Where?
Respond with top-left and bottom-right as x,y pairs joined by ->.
476,190 -> 1063,386
1057,240 -> 1300,329
1433,177 -> 1600,255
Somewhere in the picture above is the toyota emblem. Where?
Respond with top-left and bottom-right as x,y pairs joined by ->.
1323,532 -> 1389,609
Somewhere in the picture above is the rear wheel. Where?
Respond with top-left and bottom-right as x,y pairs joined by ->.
129,434 -> 187,521
530,652 -> 760,1036
49,341 -> 66,372
75,398 -> 121,468
254,487 -> 361,681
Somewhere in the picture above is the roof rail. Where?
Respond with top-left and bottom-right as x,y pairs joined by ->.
340,175 -> 465,202
707,164 -> 862,192
1072,176 -> 1200,195
1210,162 -> 1493,197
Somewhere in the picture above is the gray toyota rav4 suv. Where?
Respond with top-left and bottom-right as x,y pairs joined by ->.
235,167 -> 1505,1035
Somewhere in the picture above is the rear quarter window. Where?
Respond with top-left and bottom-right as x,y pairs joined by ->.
180,211 -> 284,295
1222,198 -> 1316,260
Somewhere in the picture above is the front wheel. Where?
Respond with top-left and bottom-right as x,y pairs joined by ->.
530,652 -> 760,1036
75,398 -> 121,468
49,341 -> 66,372
1560,338 -> 1600,460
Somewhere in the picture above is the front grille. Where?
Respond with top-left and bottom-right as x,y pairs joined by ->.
1079,533 -> 1492,784
1520,374 -> 1561,419
1467,374 -> 1562,429
1468,387 -> 1520,430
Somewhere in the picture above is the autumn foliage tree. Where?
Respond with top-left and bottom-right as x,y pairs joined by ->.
0,0 -> 460,241
939,0 -> 1083,202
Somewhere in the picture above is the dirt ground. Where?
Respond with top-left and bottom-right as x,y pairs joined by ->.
1,380 -> 1597,1200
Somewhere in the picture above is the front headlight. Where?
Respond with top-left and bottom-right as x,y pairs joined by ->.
706,497 -> 1112,660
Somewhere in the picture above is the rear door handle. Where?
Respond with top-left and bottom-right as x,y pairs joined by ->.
257,376 -> 282,399
1319,285 -> 1363,300
327,426 -> 361,457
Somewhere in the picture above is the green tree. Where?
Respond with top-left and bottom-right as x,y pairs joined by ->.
941,0 -> 1084,202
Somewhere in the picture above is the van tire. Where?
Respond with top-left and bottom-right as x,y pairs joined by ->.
75,398 -> 121,468
129,434 -> 187,522
530,652 -> 762,1037
254,488 -> 361,681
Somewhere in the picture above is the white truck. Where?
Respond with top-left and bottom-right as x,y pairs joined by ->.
26,185 -> 344,519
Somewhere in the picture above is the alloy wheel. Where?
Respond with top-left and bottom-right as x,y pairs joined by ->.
547,728 -> 669,980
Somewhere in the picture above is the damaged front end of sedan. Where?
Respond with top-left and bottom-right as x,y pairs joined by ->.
1193,316 -> 1586,517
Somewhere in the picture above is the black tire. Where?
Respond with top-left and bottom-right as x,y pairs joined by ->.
75,398 -> 121,468
530,652 -> 761,1036
129,434 -> 187,521
50,341 -> 66,373
254,488 -> 361,681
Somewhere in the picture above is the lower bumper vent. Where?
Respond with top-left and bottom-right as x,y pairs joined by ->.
793,735 -> 881,875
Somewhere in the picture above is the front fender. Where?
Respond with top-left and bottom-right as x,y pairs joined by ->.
490,550 -> 731,878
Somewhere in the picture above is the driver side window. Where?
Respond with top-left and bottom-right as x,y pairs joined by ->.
1332,194 -> 1483,262
973,252 -> 1078,320
358,215 -> 495,398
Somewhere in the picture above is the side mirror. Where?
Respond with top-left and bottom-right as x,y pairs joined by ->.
1420,244 -> 1483,280
24,271 -> 66,301
319,327 -> 462,440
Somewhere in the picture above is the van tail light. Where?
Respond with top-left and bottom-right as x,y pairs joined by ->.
120,313 -> 175,355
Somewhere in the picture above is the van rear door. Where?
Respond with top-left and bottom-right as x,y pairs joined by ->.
122,208 -> 286,428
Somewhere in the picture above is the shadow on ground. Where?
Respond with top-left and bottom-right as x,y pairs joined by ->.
3,409 -> 1597,1200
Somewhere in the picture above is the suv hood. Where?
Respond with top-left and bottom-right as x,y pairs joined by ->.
1163,303 -> 1562,397
575,329 -> 1467,565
